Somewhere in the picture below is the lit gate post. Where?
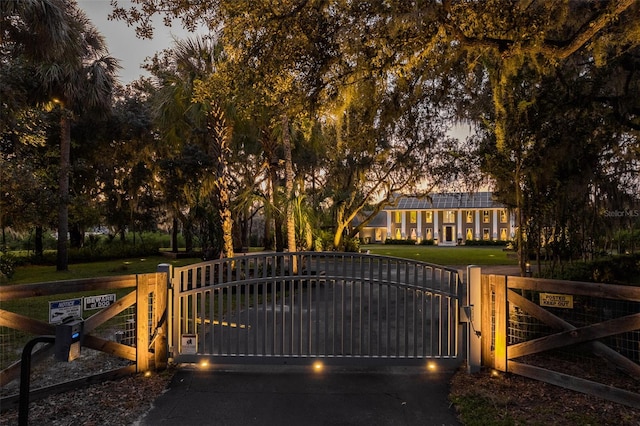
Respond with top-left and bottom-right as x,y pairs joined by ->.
466,265 -> 482,373
156,263 -> 171,370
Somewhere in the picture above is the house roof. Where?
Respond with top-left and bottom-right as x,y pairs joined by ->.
356,211 -> 387,227
353,192 -> 505,228
389,192 -> 503,210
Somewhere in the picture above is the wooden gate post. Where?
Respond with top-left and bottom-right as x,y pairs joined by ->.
136,274 -> 150,372
155,264 -> 170,370
492,274 -> 508,372
466,266 -> 482,373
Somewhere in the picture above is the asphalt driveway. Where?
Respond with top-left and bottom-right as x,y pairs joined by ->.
138,364 -> 461,426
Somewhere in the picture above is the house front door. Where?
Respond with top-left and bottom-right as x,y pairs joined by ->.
443,225 -> 455,245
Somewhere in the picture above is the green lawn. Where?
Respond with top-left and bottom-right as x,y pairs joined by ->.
6,255 -> 202,285
362,244 -> 518,266
5,247 -> 517,285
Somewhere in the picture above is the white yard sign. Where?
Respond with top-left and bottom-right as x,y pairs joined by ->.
49,298 -> 83,323
182,334 -> 198,354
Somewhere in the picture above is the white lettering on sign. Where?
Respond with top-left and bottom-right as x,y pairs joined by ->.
84,294 -> 116,310
49,298 -> 83,323
539,293 -> 574,309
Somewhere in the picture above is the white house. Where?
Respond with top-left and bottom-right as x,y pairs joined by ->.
354,192 -> 514,245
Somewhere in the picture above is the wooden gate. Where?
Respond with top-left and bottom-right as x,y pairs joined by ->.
469,271 -> 640,408
0,271 -> 168,402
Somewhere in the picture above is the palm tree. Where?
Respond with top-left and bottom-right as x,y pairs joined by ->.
33,4 -> 119,270
150,36 -> 235,258
2,1 -> 119,270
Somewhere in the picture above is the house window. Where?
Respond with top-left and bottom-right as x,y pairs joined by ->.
395,211 -> 402,223
500,228 -> 508,241
425,211 -> 433,223
483,228 -> 490,240
466,228 -> 473,240
425,228 -> 433,240
500,210 -> 508,223
483,210 -> 490,223
410,211 -> 417,224
466,211 -> 473,223
443,210 -> 455,223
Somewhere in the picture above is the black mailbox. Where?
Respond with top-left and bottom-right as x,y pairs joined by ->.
55,317 -> 84,362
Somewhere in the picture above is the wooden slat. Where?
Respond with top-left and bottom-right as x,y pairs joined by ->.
0,275 -> 138,301
508,361 -> 640,409
509,312 -> 640,358
506,276 -> 640,302
136,274 -> 150,372
82,335 -> 136,361
507,289 -> 640,379
493,275 -> 508,371
154,272 -> 168,370
0,310 -> 54,335
481,274 -> 493,367
0,344 -> 53,387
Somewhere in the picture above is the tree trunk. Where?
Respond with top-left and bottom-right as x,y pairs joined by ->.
333,203 -> 347,249
269,166 -> 284,252
208,104 -> 234,259
515,166 -> 527,276
70,223 -> 83,248
35,226 -> 43,259
282,114 -> 297,273
56,112 -> 71,271
172,216 -> 179,253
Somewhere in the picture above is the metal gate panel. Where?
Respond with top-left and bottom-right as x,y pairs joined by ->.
169,252 -> 462,366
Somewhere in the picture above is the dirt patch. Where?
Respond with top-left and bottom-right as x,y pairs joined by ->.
449,366 -> 640,425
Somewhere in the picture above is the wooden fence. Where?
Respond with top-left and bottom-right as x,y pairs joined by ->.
472,271 -> 640,408
0,271 -> 168,393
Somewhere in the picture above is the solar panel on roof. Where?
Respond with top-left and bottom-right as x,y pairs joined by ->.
391,192 -> 502,210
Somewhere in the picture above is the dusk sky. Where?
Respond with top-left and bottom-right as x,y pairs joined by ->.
79,0 -> 199,84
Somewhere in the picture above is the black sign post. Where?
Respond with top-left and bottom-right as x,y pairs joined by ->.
18,335 -> 55,426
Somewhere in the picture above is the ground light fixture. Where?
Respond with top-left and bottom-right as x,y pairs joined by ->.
426,362 -> 437,372
312,361 -> 324,372
199,360 -> 210,369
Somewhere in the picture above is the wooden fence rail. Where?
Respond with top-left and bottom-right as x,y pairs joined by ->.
473,272 -> 640,408
0,271 -> 168,389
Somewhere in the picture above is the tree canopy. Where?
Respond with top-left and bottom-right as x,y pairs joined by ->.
2,1 -> 639,272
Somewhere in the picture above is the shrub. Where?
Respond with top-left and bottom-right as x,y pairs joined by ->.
0,253 -> 16,281
464,239 -> 510,246
384,239 -> 417,245
547,253 -> 640,284
342,236 -> 360,252
419,239 -> 435,246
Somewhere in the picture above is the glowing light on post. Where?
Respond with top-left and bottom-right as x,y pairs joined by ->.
313,361 -> 324,372
426,362 -> 437,372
